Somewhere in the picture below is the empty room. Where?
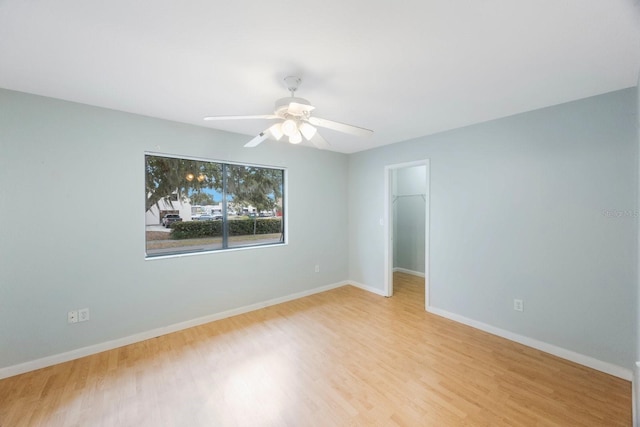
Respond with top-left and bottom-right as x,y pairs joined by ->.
1,1 -> 639,426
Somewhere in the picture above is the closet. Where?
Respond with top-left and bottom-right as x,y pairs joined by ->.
392,165 -> 426,276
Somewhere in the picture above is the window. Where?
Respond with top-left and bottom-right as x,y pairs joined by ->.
145,153 -> 285,258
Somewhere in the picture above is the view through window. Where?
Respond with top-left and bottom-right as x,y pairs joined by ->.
145,154 -> 285,257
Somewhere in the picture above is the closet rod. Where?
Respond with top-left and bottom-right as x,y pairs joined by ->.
393,193 -> 426,203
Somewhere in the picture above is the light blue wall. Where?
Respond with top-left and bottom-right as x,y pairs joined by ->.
394,166 -> 426,273
1,86 -> 638,376
349,88 -> 638,368
0,89 -> 349,369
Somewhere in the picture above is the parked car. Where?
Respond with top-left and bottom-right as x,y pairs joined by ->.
197,215 -> 215,221
162,214 -> 182,228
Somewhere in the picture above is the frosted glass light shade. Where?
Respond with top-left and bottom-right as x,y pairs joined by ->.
299,122 -> 317,140
289,130 -> 302,144
281,119 -> 298,136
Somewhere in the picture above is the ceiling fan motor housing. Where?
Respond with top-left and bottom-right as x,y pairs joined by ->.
274,97 -> 312,118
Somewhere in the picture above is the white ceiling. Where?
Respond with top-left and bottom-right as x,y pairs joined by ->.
1,1 -> 639,153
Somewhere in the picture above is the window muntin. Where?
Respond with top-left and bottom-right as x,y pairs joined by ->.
145,154 -> 285,258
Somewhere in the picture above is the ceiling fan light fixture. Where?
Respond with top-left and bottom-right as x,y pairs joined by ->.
299,122 -> 317,140
289,130 -> 303,144
269,123 -> 284,140
281,119 -> 298,136
203,74 -> 373,149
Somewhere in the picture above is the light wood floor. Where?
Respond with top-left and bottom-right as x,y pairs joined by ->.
0,273 -> 631,426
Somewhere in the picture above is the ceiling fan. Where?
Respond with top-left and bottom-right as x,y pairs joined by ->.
204,76 -> 373,149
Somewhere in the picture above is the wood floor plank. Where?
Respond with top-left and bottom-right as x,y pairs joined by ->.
0,273 -> 632,426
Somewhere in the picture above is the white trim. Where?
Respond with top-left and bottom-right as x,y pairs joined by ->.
426,306 -> 633,381
384,166 -> 393,297
383,160 -> 430,304
3,278 -> 633,386
144,150 -> 287,170
424,163 -> 431,310
393,267 -> 425,278
348,281 -> 388,297
633,361 -> 640,427
0,280 -> 349,380
353,283 -> 632,380
146,239 -> 289,261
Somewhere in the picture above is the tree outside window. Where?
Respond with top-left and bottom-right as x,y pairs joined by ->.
145,154 -> 285,257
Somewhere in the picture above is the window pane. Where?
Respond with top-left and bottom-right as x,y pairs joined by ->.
226,164 -> 284,248
145,154 -> 285,257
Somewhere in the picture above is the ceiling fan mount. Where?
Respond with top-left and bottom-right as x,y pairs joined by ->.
204,76 -> 373,149
283,75 -> 302,96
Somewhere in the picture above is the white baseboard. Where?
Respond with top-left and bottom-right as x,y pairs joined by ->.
348,280 -> 388,297
0,280 -> 349,380
352,282 -> 632,381
393,267 -> 425,278
2,279 -> 634,387
426,305 -> 633,381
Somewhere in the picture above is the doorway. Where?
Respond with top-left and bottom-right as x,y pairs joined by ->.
384,160 -> 429,310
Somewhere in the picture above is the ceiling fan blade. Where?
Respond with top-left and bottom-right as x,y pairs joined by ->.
204,114 -> 278,121
307,117 -> 373,137
309,132 -> 331,150
244,131 -> 270,148
288,102 -> 315,116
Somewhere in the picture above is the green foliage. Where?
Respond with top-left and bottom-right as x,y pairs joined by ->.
145,155 -> 222,212
170,221 -> 222,239
189,191 -> 216,206
170,218 -> 282,240
229,218 -> 282,235
227,165 -> 283,213
145,155 -> 284,216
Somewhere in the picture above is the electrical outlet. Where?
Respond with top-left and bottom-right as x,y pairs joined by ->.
79,308 -> 90,322
68,310 -> 78,324
314,264 -> 320,273
513,299 -> 524,312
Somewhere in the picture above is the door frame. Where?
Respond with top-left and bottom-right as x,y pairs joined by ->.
383,160 -> 430,310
